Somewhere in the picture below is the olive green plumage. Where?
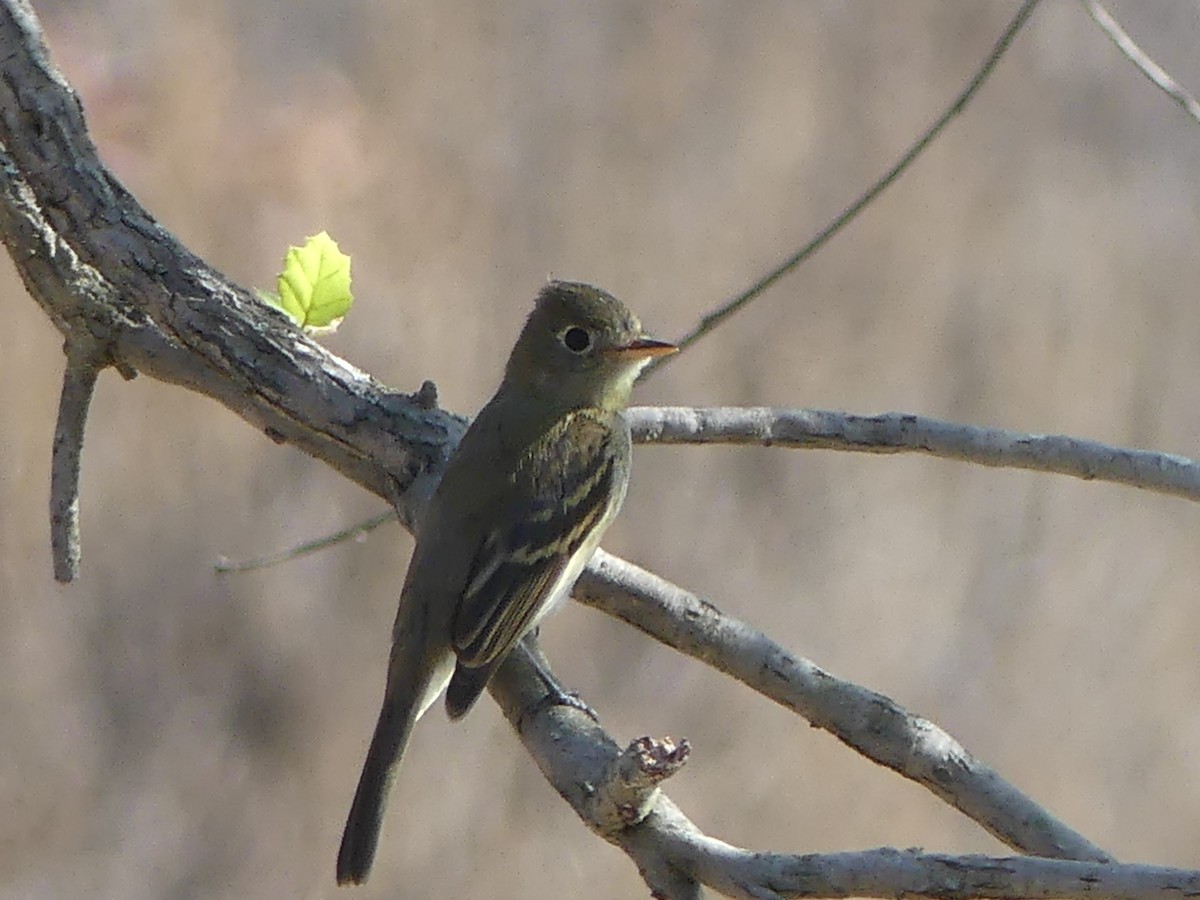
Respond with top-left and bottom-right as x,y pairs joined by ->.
336,281 -> 675,885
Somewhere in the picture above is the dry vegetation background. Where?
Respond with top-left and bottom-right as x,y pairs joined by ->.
3,1 -> 1200,898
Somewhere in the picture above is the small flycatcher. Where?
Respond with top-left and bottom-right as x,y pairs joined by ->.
337,281 -> 676,884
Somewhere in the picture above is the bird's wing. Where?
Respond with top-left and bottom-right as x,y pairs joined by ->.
451,409 -> 626,667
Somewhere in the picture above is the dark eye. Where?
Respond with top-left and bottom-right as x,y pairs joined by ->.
561,326 -> 592,354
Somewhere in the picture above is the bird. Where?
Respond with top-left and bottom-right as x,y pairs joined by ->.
336,280 -> 677,885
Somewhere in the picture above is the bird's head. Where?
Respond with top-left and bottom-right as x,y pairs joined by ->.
503,281 -> 676,411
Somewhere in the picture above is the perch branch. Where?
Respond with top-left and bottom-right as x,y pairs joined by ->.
495,643 -> 1198,899
215,404 -> 1185,858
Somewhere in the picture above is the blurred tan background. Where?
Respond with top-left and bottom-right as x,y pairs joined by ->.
3,1 -> 1200,897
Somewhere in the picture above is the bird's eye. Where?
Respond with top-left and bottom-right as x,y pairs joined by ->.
560,326 -> 593,354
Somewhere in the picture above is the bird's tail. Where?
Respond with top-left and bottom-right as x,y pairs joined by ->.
336,684 -> 419,886
338,631 -> 458,887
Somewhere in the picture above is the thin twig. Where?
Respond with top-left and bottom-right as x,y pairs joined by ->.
647,0 -> 1042,374
1082,0 -> 1200,124
213,508 -> 397,573
50,339 -> 104,582
626,406 -> 1200,503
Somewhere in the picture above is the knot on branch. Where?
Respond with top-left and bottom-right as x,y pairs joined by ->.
588,735 -> 691,833
415,379 -> 438,409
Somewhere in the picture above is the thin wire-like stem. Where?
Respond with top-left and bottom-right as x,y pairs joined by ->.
647,0 -> 1042,374
214,509 -> 396,573
1081,0 -> 1200,124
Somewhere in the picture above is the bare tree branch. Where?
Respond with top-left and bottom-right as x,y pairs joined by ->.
627,407 -> 1200,503
0,0 -> 465,541
497,641 -> 1198,900
576,550 -> 1112,865
1082,0 -> 1200,124
649,0 -> 1042,371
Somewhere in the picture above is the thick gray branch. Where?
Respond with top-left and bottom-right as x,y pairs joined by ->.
627,407 -> 1200,503
577,550 -> 1111,865
0,0 -> 465,530
495,642 -> 1195,900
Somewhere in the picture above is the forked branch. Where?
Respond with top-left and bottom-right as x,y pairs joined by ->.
496,640 -> 1198,900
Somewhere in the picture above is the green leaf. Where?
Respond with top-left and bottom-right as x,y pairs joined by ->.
270,231 -> 354,333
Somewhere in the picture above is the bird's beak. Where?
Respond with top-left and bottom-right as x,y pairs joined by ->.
606,337 -> 678,360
